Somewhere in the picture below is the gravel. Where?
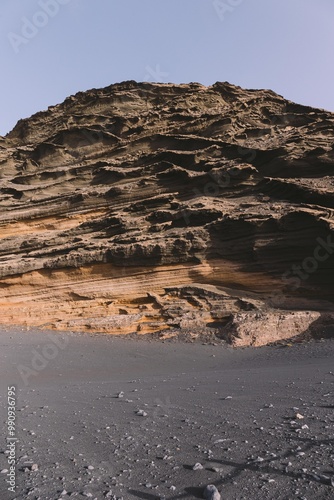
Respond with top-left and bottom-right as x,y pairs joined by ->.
0,327 -> 333,499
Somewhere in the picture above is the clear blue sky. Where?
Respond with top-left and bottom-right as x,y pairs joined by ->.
1,0 -> 333,136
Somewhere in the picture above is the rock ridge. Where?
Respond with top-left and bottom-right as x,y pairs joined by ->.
1,80 -> 334,345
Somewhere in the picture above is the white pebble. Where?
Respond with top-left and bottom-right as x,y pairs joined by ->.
193,462 -> 204,470
203,484 -> 221,499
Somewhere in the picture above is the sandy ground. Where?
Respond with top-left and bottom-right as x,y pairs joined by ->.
0,327 -> 333,500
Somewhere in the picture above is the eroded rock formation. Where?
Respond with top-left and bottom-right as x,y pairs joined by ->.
1,81 -> 334,345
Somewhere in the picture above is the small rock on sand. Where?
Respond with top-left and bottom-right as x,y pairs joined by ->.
203,484 -> 221,499
193,462 -> 204,470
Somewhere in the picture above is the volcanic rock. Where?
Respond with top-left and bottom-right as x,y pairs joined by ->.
1,81 -> 334,345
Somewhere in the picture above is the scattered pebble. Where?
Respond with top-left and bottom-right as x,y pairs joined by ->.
203,484 -> 221,499
136,409 -> 147,417
211,467 -> 224,473
193,462 -> 204,470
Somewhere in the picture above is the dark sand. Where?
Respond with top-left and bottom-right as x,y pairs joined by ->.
0,328 -> 333,499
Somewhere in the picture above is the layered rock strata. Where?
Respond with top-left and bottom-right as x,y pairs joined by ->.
1,81 -> 334,345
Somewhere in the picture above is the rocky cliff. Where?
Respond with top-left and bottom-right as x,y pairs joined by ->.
1,81 -> 334,345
